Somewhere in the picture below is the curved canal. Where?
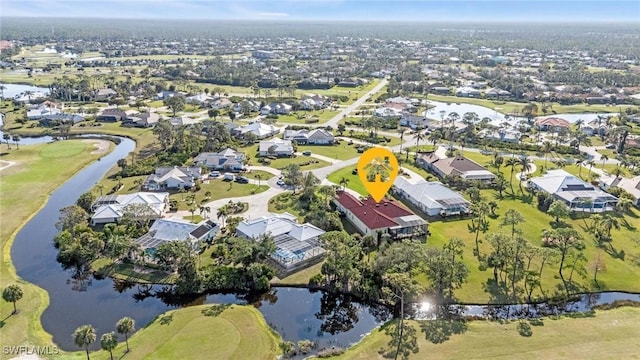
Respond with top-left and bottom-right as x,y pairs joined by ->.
9,137 -> 385,351
8,135 -> 640,353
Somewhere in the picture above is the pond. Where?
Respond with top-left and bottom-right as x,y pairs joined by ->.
9,136 -> 386,352
0,83 -> 50,98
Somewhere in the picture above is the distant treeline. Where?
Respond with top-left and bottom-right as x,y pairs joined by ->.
2,18 -> 639,57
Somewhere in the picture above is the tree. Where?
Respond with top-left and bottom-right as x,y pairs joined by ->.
12,134 -> 20,150
76,191 -> 96,213
117,158 -> 127,172
547,200 -> 571,224
56,205 -> 89,239
217,205 -> 228,228
2,284 -> 23,314
100,332 -> 118,360
542,228 -> 583,283
337,124 -> 346,136
412,128 -> 425,151
228,111 -> 236,122
3,133 -> 10,149
73,324 -> 96,360
517,156 -> 532,193
505,157 -> 519,194
116,316 -> 135,353
339,176 -> 349,191
164,95 -> 186,117
501,209 -> 524,240
283,163 -> 303,194
320,231 -> 362,292
601,154 -> 609,169
208,109 -> 219,120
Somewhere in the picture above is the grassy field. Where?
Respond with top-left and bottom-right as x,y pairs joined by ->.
337,307 -> 640,360
170,181 -> 270,211
90,258 -> 176,284
327,166 -> 367,196
297,142 -> 360,160
0,140 -> 107,357
59,304 -> 281,360
275,109 -> 340,124
245,169 -> 276,181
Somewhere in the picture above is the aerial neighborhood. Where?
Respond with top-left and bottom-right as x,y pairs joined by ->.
1,15 -> 640,360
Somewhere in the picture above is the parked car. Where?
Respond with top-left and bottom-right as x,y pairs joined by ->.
605,143 -> 616,149
234,176 -> 249,184
276,179 -> 286,186
209,171 -> 220,178
302,150 -> 312,156
222,173 -> 234,181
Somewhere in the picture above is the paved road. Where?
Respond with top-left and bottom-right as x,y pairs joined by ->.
321,79 -> 388,128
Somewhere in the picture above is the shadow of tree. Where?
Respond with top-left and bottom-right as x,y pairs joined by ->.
419,318 -> 468,344
482,278 -> 511,304
380,320 -> 419,360
202,304 -> 230,317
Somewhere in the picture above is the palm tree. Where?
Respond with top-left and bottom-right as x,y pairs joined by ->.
116,317 -> 135,353
3,133 -> 11,149
412,128 -> 425,152
100,332 -> 118,360
601,154 -> 609,170
2,284 -> 23,314
12,134 -> 20,150
397,128 -> 406,154
587,160 -> 596,176
505,157 -> 519,194
542,141 -> 552,169
255,174 -> 262,187
339,176 -> 349,191
518,156 -> 532,194
73,324 -> 96,360
199,205 -> 211,219
217,205 -> 228,228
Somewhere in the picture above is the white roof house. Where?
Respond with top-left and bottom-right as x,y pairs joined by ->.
393,177 -> 470,217
236,213 -> 326,272
282,128 -> 335,145
135,217 -> 219,251
600,175 -> 640,207
259,138 -> 294,157
232,121 -> 280,139
142,166 -> 202,191
91,192 -> 169,225
529,169 -> 618,212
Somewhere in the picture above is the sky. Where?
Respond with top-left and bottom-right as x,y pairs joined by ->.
2,0 -> 639,22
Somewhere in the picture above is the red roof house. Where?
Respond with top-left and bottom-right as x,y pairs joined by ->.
333,191 -> 428,239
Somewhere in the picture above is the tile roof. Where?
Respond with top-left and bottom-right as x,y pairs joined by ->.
334,191 -> 414,230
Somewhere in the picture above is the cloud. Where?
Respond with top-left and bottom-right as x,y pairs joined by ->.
257,12 -> 289,17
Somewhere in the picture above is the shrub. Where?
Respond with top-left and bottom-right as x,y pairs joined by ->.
517,321 -> 533,337
317,347 -> 345,358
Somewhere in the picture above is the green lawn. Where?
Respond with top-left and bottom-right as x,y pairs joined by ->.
275,109 -> 339,124
60,304 -> 281,360
170,182 -> 270,211
297,142 -> 360,160
327,166 -> 367,196
269,156 -> 330,170
337,307 -> 640,360
0,140 -> 105,355
344,131 -> 402,147
245,169 -> 276,181
90,259 -> 176,284
273,261 -> 325,285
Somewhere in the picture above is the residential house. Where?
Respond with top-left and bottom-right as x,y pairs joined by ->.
333,191 -> 428,239
259,139 -> 294,157
581,118 -> 608,136
282,128 -> 335,145
417,153 -> 496,182
374,106 -> 403,119
194,148 -> 245,172
529,169 -> 618,212
185,93 -> 214,106
455,87 -> 481,98
94,88 -> 118,101
236,212 -> 326,273
393,177 -> 471,217
231,121 -> 280,139
155,91 -> 179,100
210,97 -> 233,110
233,100 -> 261,113
27,101 -> 63,120
261,102 -> 292,115
38,114 -> 84,127
91,192 -> 169,225
485,87 -> 511,99
400,113 -> 430,129
429,85 -> 451,95
478,128 -> 521,143
96,108 -> 127,122
142,166 -> 202,191
599,175 -> 640,207
534,117 -> 571,132
124,112 -> 160,128
135,218 -> 219,252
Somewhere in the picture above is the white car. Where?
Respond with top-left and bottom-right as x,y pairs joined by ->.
277,179 -> 286,186
209,171 -> 220,178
